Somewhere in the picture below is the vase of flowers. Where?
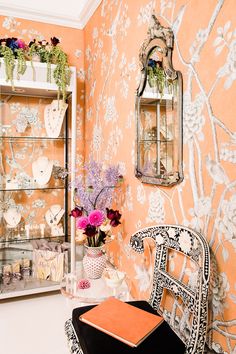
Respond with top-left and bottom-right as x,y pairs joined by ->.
70,160 -> 123,279
82,245 -> 106,279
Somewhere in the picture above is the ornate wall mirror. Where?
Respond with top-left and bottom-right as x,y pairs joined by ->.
135,15 -> 183,186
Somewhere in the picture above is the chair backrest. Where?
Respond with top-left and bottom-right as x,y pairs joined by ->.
130,224 -> 210,354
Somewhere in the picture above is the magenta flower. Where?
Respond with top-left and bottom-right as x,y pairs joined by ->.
16,39 -> 26,49
88,210 -> 105,227
76,216 -> 89,230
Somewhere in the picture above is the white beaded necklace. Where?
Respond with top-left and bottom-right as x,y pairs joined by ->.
44,100 -> 68,138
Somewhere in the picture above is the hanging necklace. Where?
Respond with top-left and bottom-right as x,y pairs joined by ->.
45,204 -> 65,227
32,156 -> 53,186
49,207 -> 62,223
44,100 -> 68,138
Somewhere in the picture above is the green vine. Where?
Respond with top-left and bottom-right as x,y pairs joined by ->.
16,49 -> 27,80
147,65 -> 165,96
0,45 -> 15,85
52,46 -> 71,101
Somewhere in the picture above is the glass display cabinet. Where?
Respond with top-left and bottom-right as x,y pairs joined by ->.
135,15 -> 183,186
0,59 -> 77,299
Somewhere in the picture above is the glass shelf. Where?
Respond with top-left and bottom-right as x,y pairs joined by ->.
0,235 -> 67,245
0,276 -> 60,299
0,185 -> 66,192
0,136 -> 71,141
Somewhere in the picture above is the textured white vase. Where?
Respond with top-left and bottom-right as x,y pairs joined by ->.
82,245 -> 106,279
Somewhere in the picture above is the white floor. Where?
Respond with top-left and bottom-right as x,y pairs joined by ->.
0,291 -> 80,354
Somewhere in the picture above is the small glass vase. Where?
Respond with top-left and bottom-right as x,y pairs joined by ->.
82,245 -> 107,279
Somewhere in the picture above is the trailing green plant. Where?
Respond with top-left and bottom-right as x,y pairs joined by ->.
0,44 -> 15,85
16,49 -> 27,80
52,45 -> 71,101
147,58 -> 166,96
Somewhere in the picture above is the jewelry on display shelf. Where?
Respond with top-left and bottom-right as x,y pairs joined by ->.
3,208 -> 21,228
32,156 -> 53,186
45,204 -> 65,236
6,177 -> 19,190
44,100 -> 68,138
45,204 -> 65,226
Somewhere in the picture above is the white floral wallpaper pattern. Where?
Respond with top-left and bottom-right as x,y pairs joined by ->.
84,1 -> 236,352
1,0 -> 236,351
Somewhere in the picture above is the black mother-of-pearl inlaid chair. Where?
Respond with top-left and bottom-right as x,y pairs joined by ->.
65,225 -> 211,354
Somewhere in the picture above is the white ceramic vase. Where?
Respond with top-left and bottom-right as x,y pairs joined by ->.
82,245 -> 106,279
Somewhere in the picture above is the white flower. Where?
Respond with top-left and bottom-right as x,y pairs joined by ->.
137,1 -> 155,26
146,190 -> 165,223
185,268 -> 198,291
189,197 -> 212,219
136,185 -> 146,204
104,96 -> 117,122
104,127 -> 123,161
211,272 -> 230,316
126,110 -> 135,129
178,230 -> 192,253
205,155 -> 229,184
77,69 -> 85,81
92,124 -> 102,152
2,16 -> 20,31
85,45 -> 91,61
183,92 -> 205,142
134,264 -> 152,292
10,103 -> 21,113
75,49 -> 82,58
220,146 -> 236,164
216,194 -> 236,238
100,222 -> 112,233
217,38 -> 236,89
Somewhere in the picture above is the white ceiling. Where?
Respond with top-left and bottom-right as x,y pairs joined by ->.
0,0 -> 102,29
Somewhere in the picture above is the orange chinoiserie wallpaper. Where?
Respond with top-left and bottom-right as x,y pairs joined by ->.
1,0 -> 236,351
84,1 -> 236,353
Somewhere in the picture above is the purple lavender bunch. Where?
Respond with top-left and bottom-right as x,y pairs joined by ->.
73,160 -> 123,214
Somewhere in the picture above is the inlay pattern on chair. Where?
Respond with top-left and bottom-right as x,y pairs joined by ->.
65,224 -> 210,354
130,225 -> 210,354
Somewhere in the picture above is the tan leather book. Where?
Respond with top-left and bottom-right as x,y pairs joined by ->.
79,297 -> 164,347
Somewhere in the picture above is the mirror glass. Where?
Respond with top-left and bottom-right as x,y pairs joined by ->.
135,16 -> 183,186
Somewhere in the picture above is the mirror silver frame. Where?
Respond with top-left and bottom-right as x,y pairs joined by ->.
135,15 -> 183,186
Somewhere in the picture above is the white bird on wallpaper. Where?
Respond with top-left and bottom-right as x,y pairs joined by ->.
205,154 -> 229,185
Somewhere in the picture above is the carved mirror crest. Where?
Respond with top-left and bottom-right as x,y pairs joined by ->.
135,15 -> 183,186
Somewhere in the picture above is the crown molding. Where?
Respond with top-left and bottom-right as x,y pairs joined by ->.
78,0 -> 102,28
0,0 -> 101,29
